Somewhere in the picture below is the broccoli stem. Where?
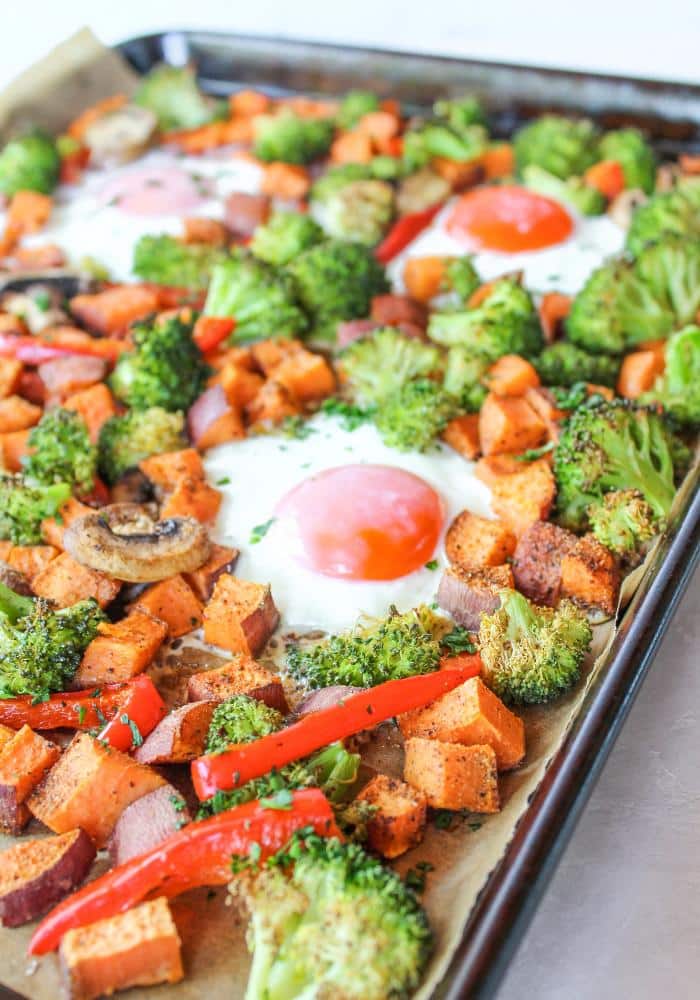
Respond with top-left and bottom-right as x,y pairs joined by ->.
0,582 -> 34,624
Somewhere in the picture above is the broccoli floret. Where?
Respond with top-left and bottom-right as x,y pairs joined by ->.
341,327 -> 442,408
133,64 -> 218,131
625,181 -> 700,256
310,163 -> 373,202
566,239 -> 700,354
598,128 -> 656,195
0,475 -> 70,546
428,279 -> 544,361
204,249 -> 308,342
337,90 -> 380,129
641,324 -> 700,427
250,211 -> 323,267
513,114 -> 599,180
521,164 -> 605,216
97,407 -> 186,485
403,122 -> 487,171
478,589 -> 592,706
442,347 -> 488,411
132,234 -> 227,289
443,256 -> 481,302
534,342 -> 620,388
553,396 -> 678,531
205,695 -> 283,755
0,129 -> 60,197
588,489 -> 660,558
109,315 -> 210,412
0,584 -> 105,700
374,378 -> 456,452
311,178 -> 394,246
235,832 -> 432,1000
253,110 -> 334,165
286,239 -> 389,341
433,94 -> 487,130
23,409 -> 96,496
287,606 -> 445,689
369,155 -> 406,181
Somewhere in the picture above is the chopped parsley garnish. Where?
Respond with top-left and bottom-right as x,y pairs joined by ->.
249,518 -> 275,544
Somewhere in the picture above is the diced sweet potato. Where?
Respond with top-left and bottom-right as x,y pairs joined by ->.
330,130 -> 373,164
41,498 -> 94,550
182,216 -> 229,246
249,338 -> 302,375
0,394 -> 41,432
485,355 -> 540,397
69,285 -> 160,335
196,408 -> 246,449
134,702 -> 216,765
0,428 -> 30,471
437,564 -> 514,631
245,379 -> 300,425
370,294 -> 428,330
478,393 -> 547,457
59,897 -> 183,1000
183,543 -> 240,601
442,414 -> 480,460
260,162 -> 310,199
139,448 -> 205,490
203,574 -> 280,656
404,738 -> 500,812
273,350 -> 337,403
538,291 -> 572,342
523,386 -> 569,431
445,511 -> 516,569
6,544 -> 59,582
399,677 -> 525,771
0,725 -> 60,834
74,611 -> 168,687
187,657 -> 288,713
32,552 -> 121,609
617,349 -> 665,399
512,520 -> 578,606
403,257 -> 447,303
28,733 -> 166,846
159,477 -> 222,524
356,774 -> 427,858
132,575 -> 203,638
107,785 -> 191,867
560,533 -> 621,615
0,829 -> 96,928
0,724 -> 16,751
218,363 -> 265,408
0,357 -> 23,399
478,457 -> 556,537
63,383 -> 117,442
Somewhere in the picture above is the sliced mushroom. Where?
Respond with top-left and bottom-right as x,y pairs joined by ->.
0,561 -> 33,597
2,284 -> 68,334
111,468 -> 156,507
607,188 -> 648,230
84,105 -> 158,166
63,504 -> 211,583
0,269 -> 95,300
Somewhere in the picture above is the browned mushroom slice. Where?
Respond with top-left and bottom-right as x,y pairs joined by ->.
83,105 -> 158,166
63,503 -> 211,583
0,561 -> 33,597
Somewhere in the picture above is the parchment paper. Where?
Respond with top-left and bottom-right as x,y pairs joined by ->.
0,29 -> 695,999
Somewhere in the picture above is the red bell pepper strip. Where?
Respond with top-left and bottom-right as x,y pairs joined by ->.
192,663 -> 480,801
0,676 -> 166,750
193,315 -> 236,353
374,201 -> 445,264
29,788 -> 339,955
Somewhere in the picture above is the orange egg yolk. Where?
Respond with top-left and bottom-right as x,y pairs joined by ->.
275,464 -> 444,581
446,184 -> 574,252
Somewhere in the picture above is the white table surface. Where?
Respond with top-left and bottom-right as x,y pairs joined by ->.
3,6 -> 700,997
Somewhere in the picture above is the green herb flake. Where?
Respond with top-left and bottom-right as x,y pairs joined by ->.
216,476 -> 231,486
249,518 -> 275,544
259,788 -> 294,811
120,713 -> 144,748
424,559 -> 439,571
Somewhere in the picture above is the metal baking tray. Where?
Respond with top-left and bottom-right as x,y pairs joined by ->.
6,31 -> 700,1000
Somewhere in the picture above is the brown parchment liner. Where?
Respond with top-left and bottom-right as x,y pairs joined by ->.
0,29 -> 695,999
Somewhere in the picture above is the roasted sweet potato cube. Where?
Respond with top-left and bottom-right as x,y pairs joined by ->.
445,511 -> 516,569
524,386 -> 569,424
245,379 -> 300,425
160,478 -> 222,524
183,543 -> 240,601
187,657 -> 288,713
512,520 -> 578,606
0,724 -> 16,752
474,454 -> 522,487
139,448 -> 205,490
218,363 -> 265,408
31,552 -> 121,609
399,677 -> 525,770
63,383 -> 117,442
437,564 -> 514,631
203,574 -> 280,656
357,774 -> 427,858
0,428 -> 31,471
404,738 -> 499,812
134,702 -> 216,765
132,575 -> 203,638
69,285 -> 159,336
442,414 -> 480,460
0,357 -> 23,399
0,725 -> 60,834
6,544 -> 59,582
28,734 -> 165,847
478,393 -> 547,457
74,611 -> 168,687
40,498 -> 94,550
486,458 -> 556,537
560,533 -> 621,615
0,394 -> 42,432
273,350 -> 337,403
250,338 -> 302,375
59,897 -> 183,1000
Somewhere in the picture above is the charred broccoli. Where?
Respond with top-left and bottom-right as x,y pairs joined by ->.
250,211 -> 323,266
204,249 -> 308,342
587,489 -> 660,557
0,475 -> 70,546
553,396 -> 678,531
23,409 -> 96,496
442,347 -> 488,411
479,588 -> 592,705
403,121 -> 487,171
337,90 -> 380,129
109,315 -> 210,412
341,327 -> 442,408
253,110 -> 334,165
443,256 -> 481,302
598,128 -> 656,195
374,378 -> 456,452
97,407 -> 186,485
311,177 -> 394,245
286,239 -> 389,341
235,832 -> 432,1000
0,583 -> 105,699
513,114 -> 599,180
534,342 -> 620,388
206,695 -> 284,755
521,164 -> 605,216
133,64 -> 218,131
427,279 -> 544,361
641,324 -> 700,427
625,180 -> 700,256
433,94 -> 487,130
132,234 -> 227,289
0,129 -> 60,197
